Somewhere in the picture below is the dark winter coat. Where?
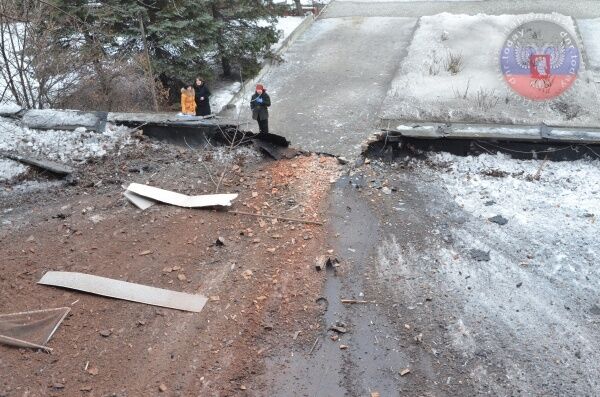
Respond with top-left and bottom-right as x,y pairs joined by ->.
250,92 -> 271,121
194,83 -> 211,116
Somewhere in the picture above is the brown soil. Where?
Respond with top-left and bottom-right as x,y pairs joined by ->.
0,141 -> 340,397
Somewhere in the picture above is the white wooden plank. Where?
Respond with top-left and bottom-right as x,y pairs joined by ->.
38,272 -> 207,313
126,183 -> 237,208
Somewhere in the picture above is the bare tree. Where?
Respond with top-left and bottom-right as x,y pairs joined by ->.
0,0 -> 84,108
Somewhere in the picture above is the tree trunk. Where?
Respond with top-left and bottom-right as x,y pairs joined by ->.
139,14 -> 159,112
221,56 -> 232,77
294,0 -> 303,16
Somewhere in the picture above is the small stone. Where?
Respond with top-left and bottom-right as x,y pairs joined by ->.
99,329 -> 112,337
52,383 -> 65,390
382,187 -> 392,195
158,383 -> 167,392
240,385 -> 247,390
139,250 -> 152,256
266,248 -> 276,253
177,273 -> 187,281
26,235 -> 35,242
330,334 -> 339,341
339,344 -> 348,350
210,296 -> 220,302
172,265 -> 181,271
470,249 -> 490,262
400,368 -> 411,376
252,192 -> 258,198
80,386 -> 93,392
86,366 -> 99,376
216,237 -> 225,246
516,282 -> 523,288
488,215 -> 508,225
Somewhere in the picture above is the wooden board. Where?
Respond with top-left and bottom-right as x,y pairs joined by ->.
38,272 -> 207,313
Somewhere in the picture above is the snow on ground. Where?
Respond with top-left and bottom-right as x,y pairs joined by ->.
272,16 -> 306,51
210,81 -> 241,115
0,159 -> 27,182
578,18 -> 600,70
376,152 -> 600,394
0,118 -> 134,181
423,152 -> 600,223
380,13 -> 600,126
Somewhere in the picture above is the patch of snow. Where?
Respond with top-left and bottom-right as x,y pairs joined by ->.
422,152 -> 600,226
381,13 -> 600,126
578,18 -> 600,69
0,159 -> 28,182
210,81 -> 241,115
0,118 -> 134,167
0,103 -> 21,114
272,16 -> 305,51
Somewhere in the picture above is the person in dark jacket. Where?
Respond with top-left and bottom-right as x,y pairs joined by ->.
193,77 -> 211,116
250,84 -> 271,134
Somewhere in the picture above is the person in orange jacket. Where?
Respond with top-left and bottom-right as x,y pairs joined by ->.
180,85 -> 196,115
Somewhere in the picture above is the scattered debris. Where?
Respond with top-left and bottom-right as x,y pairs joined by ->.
229,210 -> 324,226
330,334 -> 339,341
341,299 -> 376,304
38,271 -> 208,312
470,249 -> 491,262
315,255 -> 339,271
0,307 -> 70,352
125,183 -> 237,209
309,338 -> 319,355
315,297 -> 329,310
99,329 -> 112,337
400,368 -> 411,376
488,215 -> 508,225
329,322 -> 348,334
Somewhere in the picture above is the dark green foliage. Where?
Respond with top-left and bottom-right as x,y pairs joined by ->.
48,0 -> 283,82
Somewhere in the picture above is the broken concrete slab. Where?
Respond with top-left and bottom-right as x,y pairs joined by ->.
38,271 -> 207,312
0,151 -> 74,176
126,183 -> 237,208
21,109 -> 108,132
0,307 -> 70,351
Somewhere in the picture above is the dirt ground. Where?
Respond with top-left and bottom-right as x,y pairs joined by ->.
0,139 -> 340,396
